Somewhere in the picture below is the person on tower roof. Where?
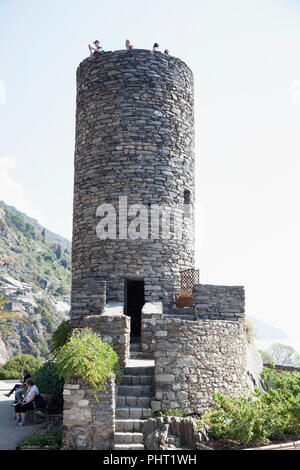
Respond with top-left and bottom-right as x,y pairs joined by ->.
151,43 -> 159,54
88,40 -> 104,56
125,39 -> 133,51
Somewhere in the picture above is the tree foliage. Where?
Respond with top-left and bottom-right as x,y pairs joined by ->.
263,343 -> 300,366
50,320 -> 71,356
0,354 -> 42,379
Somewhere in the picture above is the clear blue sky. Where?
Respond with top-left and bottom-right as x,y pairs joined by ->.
1,0 -> 300,339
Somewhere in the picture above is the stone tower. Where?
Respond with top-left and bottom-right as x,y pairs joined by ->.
71,49 -> 195,332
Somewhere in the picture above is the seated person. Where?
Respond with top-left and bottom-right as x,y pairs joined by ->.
14,378 -> 40,427
125,39 -> 133,51
5,368 -> 31,403
88,40 -> 104,56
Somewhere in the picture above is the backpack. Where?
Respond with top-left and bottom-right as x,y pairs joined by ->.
33,394 -> 46,409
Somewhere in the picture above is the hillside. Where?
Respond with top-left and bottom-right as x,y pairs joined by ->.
0,203 -> 71,363
249,316 -> 288,340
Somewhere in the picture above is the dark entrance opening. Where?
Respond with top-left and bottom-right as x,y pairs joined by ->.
124,279 -> 145,339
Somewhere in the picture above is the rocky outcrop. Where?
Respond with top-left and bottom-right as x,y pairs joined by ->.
0,330 -> 9,366
143,416 -> 197,450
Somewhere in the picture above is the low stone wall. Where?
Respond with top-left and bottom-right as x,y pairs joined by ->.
264,363 -> 300,373
83,305 -> 130,368
62,375 -> 115,450
141,302 -> 163,354
152,317 -> 248,414
193,284 -> 245,320
143,416 -> 197,450
71,279 -> 106,328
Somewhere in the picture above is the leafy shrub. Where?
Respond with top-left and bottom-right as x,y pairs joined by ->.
201,368 -> 300,445
55,328 -> 121,398
33,361 -> 64,410
50,320 -> 71,355
0,354 -> 42,379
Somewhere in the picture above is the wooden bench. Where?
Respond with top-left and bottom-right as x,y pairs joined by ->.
25,393 -> 52,424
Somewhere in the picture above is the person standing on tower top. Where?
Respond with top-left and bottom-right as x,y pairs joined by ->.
88,40 -> 104,56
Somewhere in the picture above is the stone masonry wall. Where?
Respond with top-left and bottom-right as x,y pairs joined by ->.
143,416 -> 197,450
72,49 -> 195,310
83,309 -> 130,368
152,317 -> 248,414
141,301 -> 163,354
193,284 -> 245,320
62,375 -> 115,450
71,279 -> 106,328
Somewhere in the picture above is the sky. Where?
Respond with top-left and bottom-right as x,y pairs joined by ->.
0,0 -> 300,339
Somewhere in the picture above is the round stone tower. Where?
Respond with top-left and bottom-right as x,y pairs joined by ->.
72,49 -> 195,323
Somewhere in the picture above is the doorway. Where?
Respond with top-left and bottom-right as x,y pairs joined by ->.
124,279 -> 145,339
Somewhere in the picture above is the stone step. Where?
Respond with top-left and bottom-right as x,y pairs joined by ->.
124,366 -> 154,376
114,443 -> 144,450
121,375 -> 152,386
130,343 -> 141,352
115,419 -> 144,432
116,407 -> 152,419
118,385 -> 152,396
130,351 -> 154,359
117,396 -> 151,408
114,432 -> 144,444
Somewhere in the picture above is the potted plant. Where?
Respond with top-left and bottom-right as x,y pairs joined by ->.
175,291 -> 194,308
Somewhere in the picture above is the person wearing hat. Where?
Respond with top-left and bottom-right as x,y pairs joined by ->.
88,40 -> 104,56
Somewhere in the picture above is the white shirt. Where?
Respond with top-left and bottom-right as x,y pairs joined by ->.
25,385 -> 39,403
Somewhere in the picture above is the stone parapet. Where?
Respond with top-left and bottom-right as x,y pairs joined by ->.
193,284 -> 245,320
152,317 -> 248,414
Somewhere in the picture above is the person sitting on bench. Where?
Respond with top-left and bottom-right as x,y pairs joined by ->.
14,378 -> 41,427
5,368 -> 31,403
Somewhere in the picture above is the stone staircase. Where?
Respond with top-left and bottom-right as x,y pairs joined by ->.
113,342 -> 154,450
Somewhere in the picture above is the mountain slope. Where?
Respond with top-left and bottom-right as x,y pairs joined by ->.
249,316 -> 288,340
0,203 -> 71,362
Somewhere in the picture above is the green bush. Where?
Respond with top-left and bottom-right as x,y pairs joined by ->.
0,354 -> 42,379
50,320 -> 71,355
55,328 -> 121,398
201,368 -> 300,445
33,361 -> 64,410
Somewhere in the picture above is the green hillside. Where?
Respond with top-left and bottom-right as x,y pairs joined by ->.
0,203 -> 71,361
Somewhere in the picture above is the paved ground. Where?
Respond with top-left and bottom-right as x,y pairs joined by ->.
0,380 -> 41,450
